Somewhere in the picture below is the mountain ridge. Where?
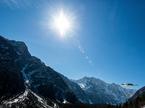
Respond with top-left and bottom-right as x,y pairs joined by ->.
0,35 -> 136,106
75,76 -> 135,104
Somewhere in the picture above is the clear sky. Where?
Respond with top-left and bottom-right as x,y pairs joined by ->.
0,0 -> 145,89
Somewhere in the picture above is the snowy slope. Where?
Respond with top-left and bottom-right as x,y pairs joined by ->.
75,77 -> 135,104
60,75 -> 90,103
2,89 -> 57,108
0,35 -> 136,105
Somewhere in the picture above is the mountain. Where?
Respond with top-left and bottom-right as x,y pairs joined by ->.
131,86 -> 145,101
0,35 -> 79,104
0,36 -> 25,102
60,75 -> 90,103
2,89 -> 57,108
75,77 -> 135,104
0,35 -> 136,106
121,86 -> 145,108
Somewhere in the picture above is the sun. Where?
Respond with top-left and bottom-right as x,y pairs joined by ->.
53,10 -> 71,36
51,9 -> 73,38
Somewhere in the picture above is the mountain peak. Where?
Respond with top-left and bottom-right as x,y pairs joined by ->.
0,35 -> 136,106
80,76 -> 105,82
75,76 -> 136,104
77,76 -> 107,87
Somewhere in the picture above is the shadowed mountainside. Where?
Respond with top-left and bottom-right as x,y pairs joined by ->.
0,35 -> 144,108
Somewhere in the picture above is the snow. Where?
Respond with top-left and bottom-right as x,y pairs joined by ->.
3,90 -> 28,104
21,64 -> 29,81
3,89 -> 54,108
30,90 -> 54,108
16,51 -> 21,55
53,103 -> 58,108
29,70 -> 38,75
63,99 -> 69,104
88,99 -> 93,104
21,64 -> 31,87
25,80 -> 29,84
78,83 -> 86,89
75,77 -> 136,104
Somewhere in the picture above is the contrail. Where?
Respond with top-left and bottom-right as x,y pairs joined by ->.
72,37 -> 93,66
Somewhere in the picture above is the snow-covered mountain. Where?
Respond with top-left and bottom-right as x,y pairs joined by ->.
75,77 -> 135,104
60,75 -> 90,103
0,35 -> 136,106
0,35 -> 79,104
2,89 -> 57,108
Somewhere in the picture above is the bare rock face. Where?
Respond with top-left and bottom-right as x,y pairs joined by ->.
24,56 -> 78,103
131,86 -> 145,100
0,36 -> 79,104
121,86 -> 145,108
0,36 -> 25,102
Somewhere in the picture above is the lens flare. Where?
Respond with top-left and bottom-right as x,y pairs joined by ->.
51,9 -> 73,37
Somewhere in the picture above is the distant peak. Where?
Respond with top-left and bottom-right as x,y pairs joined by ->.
78,76 -> 104,82
81,76 -> 98,80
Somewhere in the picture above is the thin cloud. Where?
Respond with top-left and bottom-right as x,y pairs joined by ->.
1,0 -> 19,8
121,83 -> 138,87
73,38 -> 93,65
0,0 -> 39,9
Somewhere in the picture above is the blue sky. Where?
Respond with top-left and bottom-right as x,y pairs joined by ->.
0,0 -> 145,89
